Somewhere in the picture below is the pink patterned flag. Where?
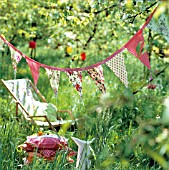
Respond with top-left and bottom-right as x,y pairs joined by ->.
45,68 -> 60,96
125,30 -> 150,69
26,58 -> 40,86
9,47 -> 22,77
87,65 -> 106,93
65,71 -> 82,97
106,52 -> 128,87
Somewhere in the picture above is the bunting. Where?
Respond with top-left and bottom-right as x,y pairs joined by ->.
45,68 -> 60,96
9,47 -> 22,77
106,52 -> 128,87
65,71 -> 82,97
26,58 -> 40,86
0,6 -> 160,98
87,65 -> 106,93
124,30 -> 150,69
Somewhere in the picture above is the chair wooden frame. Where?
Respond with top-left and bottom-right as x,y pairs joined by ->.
1,79 -> 75,132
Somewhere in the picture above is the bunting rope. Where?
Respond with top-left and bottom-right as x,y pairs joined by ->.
1,6 -> 162,97
0,6 -> 157,72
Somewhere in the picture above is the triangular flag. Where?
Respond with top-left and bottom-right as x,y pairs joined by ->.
87,65 -> 106,93
71,137 -> 95,170
9,47 -> 22,78
45,68 -> 60,96
65,71 -> 82,97
106,52 -> 128,87
139,51 -> 151,69
26,58 -> 40,86
125,30 -> 150,69
0,38 -> 4,50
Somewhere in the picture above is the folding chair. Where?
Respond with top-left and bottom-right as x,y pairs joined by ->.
1,78 -> 76,131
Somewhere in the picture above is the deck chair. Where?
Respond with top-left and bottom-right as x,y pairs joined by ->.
1,78 -> 76,131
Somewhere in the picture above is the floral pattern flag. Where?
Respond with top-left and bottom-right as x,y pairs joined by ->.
45,68 -> 60,96
26,59 -> 40,86
65,71 -> 82,97
106,52 -> 128,87
87,65 -> 106,93
125,30 -> 150,69
10,47 -> 22,77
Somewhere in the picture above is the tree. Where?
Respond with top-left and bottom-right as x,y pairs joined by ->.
1,0 -> 168,57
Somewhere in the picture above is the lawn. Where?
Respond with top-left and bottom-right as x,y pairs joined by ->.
0,39 -> 169,169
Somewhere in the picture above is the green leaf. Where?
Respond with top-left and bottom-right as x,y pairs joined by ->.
136,42 -> 141,57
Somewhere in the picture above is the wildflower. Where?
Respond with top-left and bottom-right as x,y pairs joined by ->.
67,46 -> 72,54
156,115 -> 160,119
147,84 -> 156,89
29,41 -> 36,49
66,156 -> 74,163
71,55 -> 79,61
38,131 -> 43,136
80,52 -> 86,61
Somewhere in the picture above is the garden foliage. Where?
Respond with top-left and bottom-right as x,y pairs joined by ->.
0,0 -> 169,169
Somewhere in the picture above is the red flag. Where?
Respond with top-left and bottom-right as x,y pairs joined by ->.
125,30 -> 150,69
26,58 -> 40,85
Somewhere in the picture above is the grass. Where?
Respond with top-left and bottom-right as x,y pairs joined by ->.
0,43 -> 169,169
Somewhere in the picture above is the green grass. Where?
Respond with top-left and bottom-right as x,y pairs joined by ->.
1,44 -> 169,169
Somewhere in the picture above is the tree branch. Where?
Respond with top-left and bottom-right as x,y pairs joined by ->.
94,4 -> 117,15
133,64 -> 169,95
127,1 -> 158,23
82,4 -> 117,50
83,23 -> 98,50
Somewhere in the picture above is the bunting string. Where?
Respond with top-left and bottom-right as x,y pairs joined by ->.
0,6 -> 163,97
0,6 -> 158,72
